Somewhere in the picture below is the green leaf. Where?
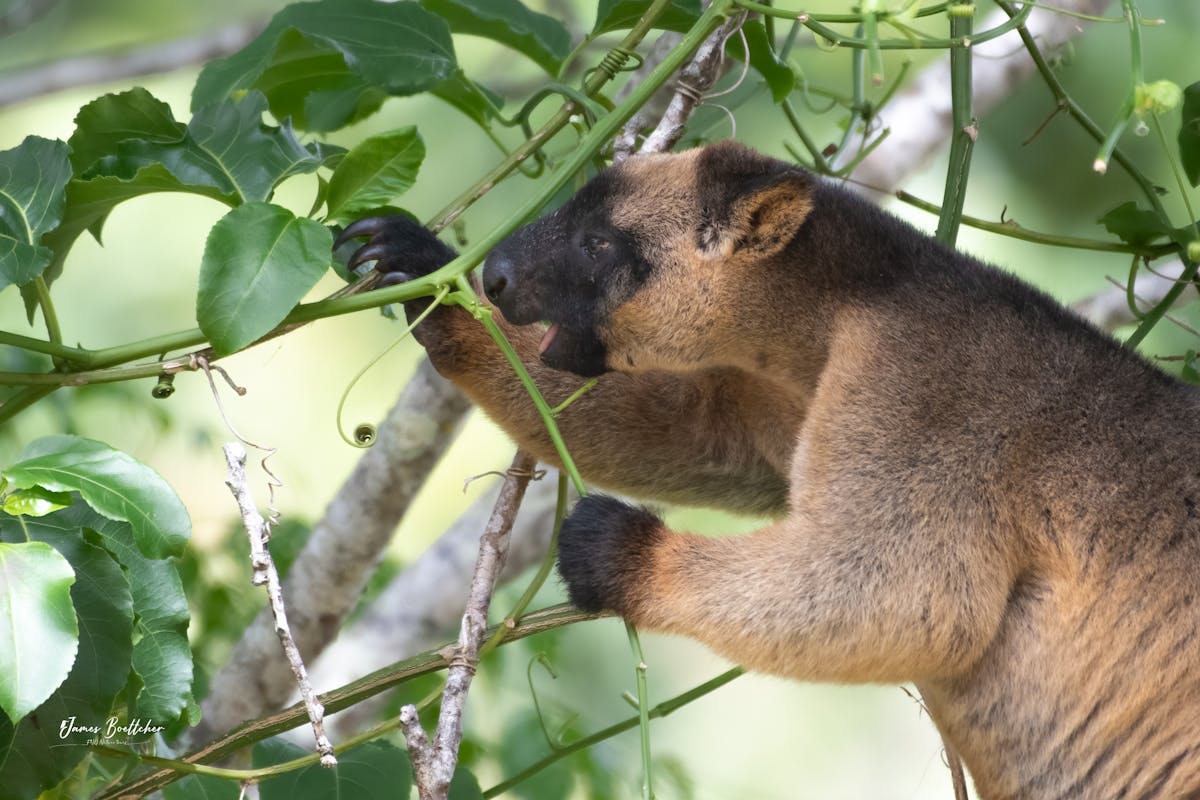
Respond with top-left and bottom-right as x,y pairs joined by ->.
1180,80 -> 1200,188
1099,201 -> 1172,246
4,435 -> 191,559
60,506 -> 194,725
193,0 -> 455,130
0,517 -> 133,798
85,92 -> 330,205
256,738 -> 412,800
449,767 -> 484,800
0,541 -> 77,724
497,711 -> 574,799
68,88 -> 188,175
592,0 -> 701,35
326,128 -> 425,223
0,136 -> 71,291
0,486 -> 72,517
430,72 -> 505,129
197,202 -> 332,355
739,20 -> 795,103
187,92 -> 335,203
1098,201 -> 1196,249
420,0 -> 570,75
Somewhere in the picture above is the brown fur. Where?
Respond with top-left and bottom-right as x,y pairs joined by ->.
345,141 -> 1200,799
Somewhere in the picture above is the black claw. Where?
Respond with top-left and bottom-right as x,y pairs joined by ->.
334,217 -> 389,250
348,242 -> 390,270
378,271 -> 415,288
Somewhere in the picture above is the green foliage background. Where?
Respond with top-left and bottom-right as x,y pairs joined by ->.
0,0 -> 1197,797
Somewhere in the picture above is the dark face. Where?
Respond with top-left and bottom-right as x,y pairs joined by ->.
481,172 -> 651,377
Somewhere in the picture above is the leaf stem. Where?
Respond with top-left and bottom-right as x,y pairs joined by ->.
935,9 -> 975,246
625,621 -> 654,800
32,276 -> 63,353
481,667 -> 745,799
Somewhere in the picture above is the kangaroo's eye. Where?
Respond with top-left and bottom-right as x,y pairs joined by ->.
582,235 -> 610,259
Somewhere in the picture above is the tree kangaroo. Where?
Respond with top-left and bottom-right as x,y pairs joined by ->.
338,141 -> 1200,799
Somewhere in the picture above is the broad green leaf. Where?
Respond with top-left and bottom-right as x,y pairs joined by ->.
0,136 -> 71,291
497,712 -> 574,799
0,542 -> 77,724
1180,80 -> 1200,187
739,20 -> 795,103
187,92 -> 335,203
193,0 -> 455,129
197,202 -> 332,355
0,517 -> 133,798
249,28 -> 383,132
68,88 -> 187,175
421,0 -> 570,75
430,73 -> 505,129
5,435 -> 190,559
59,506 -> 194,725
326,128 -> 425,223
592,0 -> 701,35
256,738 -> 412,800
85,92 -> 331,205
449,767 -> 484,800
0,486 -> 72,517
1098,202 -> 1195,248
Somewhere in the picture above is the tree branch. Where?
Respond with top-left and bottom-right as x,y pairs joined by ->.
311,471 -> 566,738
222,443 -> 336,767
188,358 -> 471,746
0,19 -> 265,108
402,451 -> 538,800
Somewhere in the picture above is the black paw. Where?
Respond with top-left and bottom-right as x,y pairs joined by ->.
557,495 -> 663,615
335,215 -> 458,287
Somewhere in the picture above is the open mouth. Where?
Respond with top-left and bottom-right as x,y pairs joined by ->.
538,322 -> 560,355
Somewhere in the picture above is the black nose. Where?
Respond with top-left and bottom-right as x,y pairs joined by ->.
482,252 -> 518,306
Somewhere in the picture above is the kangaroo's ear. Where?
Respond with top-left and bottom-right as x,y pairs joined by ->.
695,141 -> 814,260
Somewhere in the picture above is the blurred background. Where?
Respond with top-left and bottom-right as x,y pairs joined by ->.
1,0 -> 1198,797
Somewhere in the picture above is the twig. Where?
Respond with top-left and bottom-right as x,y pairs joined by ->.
638,11 -> 749,156
0,20 -> 265,108
311,474 -> 567,738
844,0 -> 1114,193
401,451 -> 538,800
221,443 -> 336,767
612,33 -> 682,162
190,358 -> 471,745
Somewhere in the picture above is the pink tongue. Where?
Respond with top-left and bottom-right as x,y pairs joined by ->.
538,323 -> 560,354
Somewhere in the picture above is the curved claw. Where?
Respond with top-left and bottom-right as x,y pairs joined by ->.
378,271 -> 416,288
334,217 -> 390,250
348,241 -> 390,271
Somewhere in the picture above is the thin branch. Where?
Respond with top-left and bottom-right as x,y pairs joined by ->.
189,359 -> 472,746
844,1 -> 1115,193
0,20 -> 266,108
402,451 -> 538,800
638,11 -> 749,156
95,605 -> 602,800
312,474 -> 566,738
222,442 -> 336,767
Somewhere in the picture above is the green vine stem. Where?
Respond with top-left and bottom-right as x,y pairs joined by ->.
481,667 -> 745,799
894,189 -> 1176,256
1094,0 -> 1143,174
625,621 -> 654,800
993,0 -> 1198,348
934,8 -> 975,246
732,0 -> 1032,50
95,604 -> 602,800
32,276 -> 62,350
